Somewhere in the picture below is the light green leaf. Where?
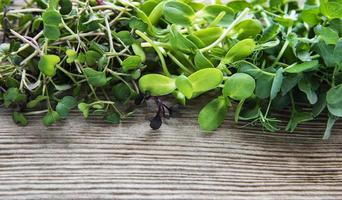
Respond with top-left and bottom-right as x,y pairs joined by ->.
223,73 -> 255,100
38,54 -> 60,77
198,96 -> 229,131
83,68 -> 108,87
139,74 -> 176,96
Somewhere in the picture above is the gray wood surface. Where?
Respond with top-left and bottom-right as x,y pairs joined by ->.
1,97 -> 342,200
1,0 -> 342,199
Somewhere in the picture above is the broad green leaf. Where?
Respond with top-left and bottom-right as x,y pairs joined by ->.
327,84 -> 342,104
43,110 -> 60,126
85,50 -> 101,66
259,23 -> 281,43
129,16 -> 148,32
314,26 -> 339,45
38,54 -> 60,77
42,10 -> 61,25
286,111 -> 313,132
227,1 -> 251,13
78,103 -> 90,118
59,0 -> 72,15
122,56 -> 142,72
320,0 -> 342,19
163,1 -> 195,26
112,83 -> 132,102
43,24 -> 60,40
114,31 -> 135,46
198,96 -> 229,131
233,19 -> 263,39
298,78 -> 318,104
300,7 -> 321,26
132,43 -> 146,62
222,73 -> 255,100
270,68 -> 283,100
105,112 -> 121,124
285,60 -> 319,73
314,41 -> 335,67
188,68 -> 223,96
12,112 -> 28,126
139,74 -> 176,96
169,25 -> 197,54
3,88 -> 27,107
194,51 -> 214,70
333,39 -> 342,65
175,75 -> 193,99
222,39 -> 256,64
56,96 -> 77,118
83,68 -> 108,87
192,27 -> 224,47
203,5 -> 234,27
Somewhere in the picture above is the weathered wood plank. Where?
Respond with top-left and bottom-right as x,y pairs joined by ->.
1,96 -> 342,200
1,0 -> 342,199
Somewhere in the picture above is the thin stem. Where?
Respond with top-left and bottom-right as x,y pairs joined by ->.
200,8 -> 249,52
10,29 -> 43,55
135,30 -> 171,77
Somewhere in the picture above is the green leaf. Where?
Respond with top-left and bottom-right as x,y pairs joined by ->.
222,39 -> 256,64
66,49 -> 77,64
198,96 -> 229,131
3,88 -> 27,107
203,5 -> 234,27
43,110 -> 60,126
191,27 -> 224,47
169,25 -> 197,54
43,24 -> 60,40
194,51 -> 214,70
105,112 -> 121,124
320,0 -> 342,19
326,84 -> 342,117
333,39 -> 342,65
27,95 -> 47,108
315,26 -> 339,45
42,10 -> 61,25
139,74 -> 176,96
259,23 -> 281,43
112,83 -> 132,102
85,50 -> 101,66
113,31 -> 135,46
298,78 -> 318,104
300,7 -> 321,26
121,56 -> 142,72
285,60 -> 319,73
233,19 -> 263,39
188,68 -> 223,97
78,103 -> 90,118
12,112 -> 28,126
59,0 -> 72,15
314,41 -> 335,67
163,1 -> 195,26
56,96 -> 77,118
83,68 -> 108,87
223,73 -> 255,100
38,54 -> 60,77
270,68 -> 283,100
175,75 -> 193,99
129,16 -> 148,32
286,110 -> 313,132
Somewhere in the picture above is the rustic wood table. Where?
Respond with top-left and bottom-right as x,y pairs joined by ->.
1,98 -> 342,200
1,0 -> 342,199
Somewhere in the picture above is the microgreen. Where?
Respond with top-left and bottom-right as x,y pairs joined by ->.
2,0 -> 342,139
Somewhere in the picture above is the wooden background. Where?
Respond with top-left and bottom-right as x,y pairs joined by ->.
1,97 -> 342,200
2,0 -> 342,199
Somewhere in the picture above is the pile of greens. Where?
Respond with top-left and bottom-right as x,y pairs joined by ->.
1,0 -> 342,138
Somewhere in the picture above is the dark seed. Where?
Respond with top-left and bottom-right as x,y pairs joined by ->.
150,114 -> 162,130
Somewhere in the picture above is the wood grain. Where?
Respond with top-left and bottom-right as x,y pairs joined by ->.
2,0 -> 342,199
1,97 -> 342,200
